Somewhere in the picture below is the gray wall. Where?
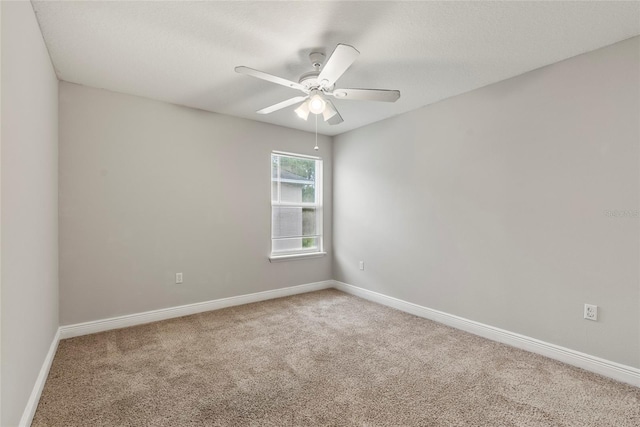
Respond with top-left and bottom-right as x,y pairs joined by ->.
1,2 -> 59,425
59,82 -> 332,326
333,37 -> 640,368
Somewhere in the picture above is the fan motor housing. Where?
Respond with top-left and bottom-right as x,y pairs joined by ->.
299,51 -> 333,90
299,73 -> 334,91
298,70 -> 320,88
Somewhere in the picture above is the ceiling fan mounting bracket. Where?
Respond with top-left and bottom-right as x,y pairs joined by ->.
308,52 -> 326,69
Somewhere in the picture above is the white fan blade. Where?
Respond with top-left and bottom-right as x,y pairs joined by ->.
325,100 -> 343,125
257,96 -> 308,114
332,89 -> 400,102
235,66 -> 306,91
317,44 -> 360,87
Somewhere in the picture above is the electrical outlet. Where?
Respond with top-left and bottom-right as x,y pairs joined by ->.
359,261 -> 364,271
584,304 -> 598,321
176,272 -> 183,284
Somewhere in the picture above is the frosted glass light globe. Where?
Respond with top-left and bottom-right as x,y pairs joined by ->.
308,93 -> 326,114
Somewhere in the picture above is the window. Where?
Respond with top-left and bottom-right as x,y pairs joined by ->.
271,152 -> 323,260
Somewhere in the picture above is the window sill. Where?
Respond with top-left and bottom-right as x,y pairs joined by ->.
269,252 -> 327,263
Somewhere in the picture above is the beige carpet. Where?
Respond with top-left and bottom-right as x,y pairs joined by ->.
33,289 -> 639,426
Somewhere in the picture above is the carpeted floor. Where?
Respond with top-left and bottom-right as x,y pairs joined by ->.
33,289 -> 639,426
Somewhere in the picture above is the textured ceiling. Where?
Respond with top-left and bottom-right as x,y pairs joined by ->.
32,1 -> 640,136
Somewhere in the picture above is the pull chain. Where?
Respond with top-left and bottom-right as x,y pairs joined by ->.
314,113 -> 319,151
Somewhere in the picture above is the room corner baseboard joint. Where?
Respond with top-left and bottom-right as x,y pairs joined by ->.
19,328 -> 60,427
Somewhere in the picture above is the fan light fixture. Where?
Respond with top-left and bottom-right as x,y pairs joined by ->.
295,90 -> 329,121
294,101 -> 310,120
322,101 -> 338,121
308,91 -> 326,114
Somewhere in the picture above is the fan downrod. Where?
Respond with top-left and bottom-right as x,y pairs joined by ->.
308,52 -> 325,69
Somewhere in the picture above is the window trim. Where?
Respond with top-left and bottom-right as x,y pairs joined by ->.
269,252 -> 327,263
270,151 -> 323,260
272,150 -> 320,160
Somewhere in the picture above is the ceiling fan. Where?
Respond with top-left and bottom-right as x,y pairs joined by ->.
235,44 -> 400,125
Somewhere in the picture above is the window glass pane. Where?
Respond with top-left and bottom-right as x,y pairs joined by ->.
302,236 -> 319,250
271,155 -> 279,202
279,156 -> 316,203
272,237 -> 318,253
272,237 -> 302,253
302,208 -> 317,236
301,183 -> 316,204
272,207 -> 317,238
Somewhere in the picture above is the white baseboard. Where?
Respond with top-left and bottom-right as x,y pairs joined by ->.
59,280 -> 334,339
23,281 -> 333,426
19,328 -> 60,427
22,278 -> 638,427
333,280 -> 640,388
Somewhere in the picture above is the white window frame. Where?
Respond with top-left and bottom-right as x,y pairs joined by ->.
269,151 -> 325,262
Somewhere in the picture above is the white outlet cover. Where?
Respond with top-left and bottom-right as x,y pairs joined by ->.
176,273 -> 183,284
584,304 -> 598,321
